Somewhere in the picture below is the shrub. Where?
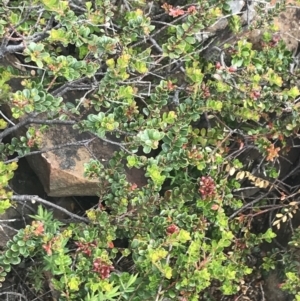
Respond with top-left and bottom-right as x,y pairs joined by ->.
0,0 -> 300,300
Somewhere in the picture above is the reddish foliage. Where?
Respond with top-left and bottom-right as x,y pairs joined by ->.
198,176 -> 216,199
166,80 -> 176,91
75,241 -> 97,257
129,183 -> 138,191
201,84 -> 210,98
228,66 -> 237,72
27,138 -> 35,147
167,224 -> 179,235
211,204 -> 219,210
32,221 -> 44,236
187,6 -> 196,14
169,7 -> 185,17
43,242 -> 52,255
161,3 -> 172,12
265,144 -> 280,162
107,241 -> 114,248
162,3 -> 185,17
215,62 -> 221,69
92,258 -> 114,279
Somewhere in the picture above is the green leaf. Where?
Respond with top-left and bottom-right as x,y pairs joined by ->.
288,86 -> 300,98
143,146 -> 151,154
11,256 -> 21,265
17,240 -> 25,247
68,276 -> 80,291
10,244 -> 19,252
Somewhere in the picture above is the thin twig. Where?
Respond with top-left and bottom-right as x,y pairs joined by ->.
229,190 -> 272,220
0,224 -> 18,233
0,110 -> 15,126
0,292 -> 27,300
75,87 -> 96,110
51,77 -> 90,97
0,218 -> 22,222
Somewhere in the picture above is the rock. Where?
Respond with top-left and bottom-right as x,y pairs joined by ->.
273,2 -> 300,52
50,197 -> 77,220
242,0 -> 300,53
263,272 -> 291,301
195,0 -> 256,43
201,0 -> 300,63
0,220 -> 17,249
0,53 -> 26,72
0,60 -> 147,198
199,0 -> 260,62
228,0 -> 245,15
26,122 -> 147,197
10,158 -> 46,196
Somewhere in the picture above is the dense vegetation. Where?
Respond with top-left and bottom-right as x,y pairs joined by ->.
1,0 -> 300,300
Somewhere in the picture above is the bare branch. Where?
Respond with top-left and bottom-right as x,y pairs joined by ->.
0,15 -> 53,59
0,117 -> 76,141
51,77 -> 92,97
69,2 -> 87,12
9,195 -> 90,223
4,138 -> 95,163
0,115 -> 36,141
0,31 -> 49,59
98,136 -> 134,154
229,191 -> 271,220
